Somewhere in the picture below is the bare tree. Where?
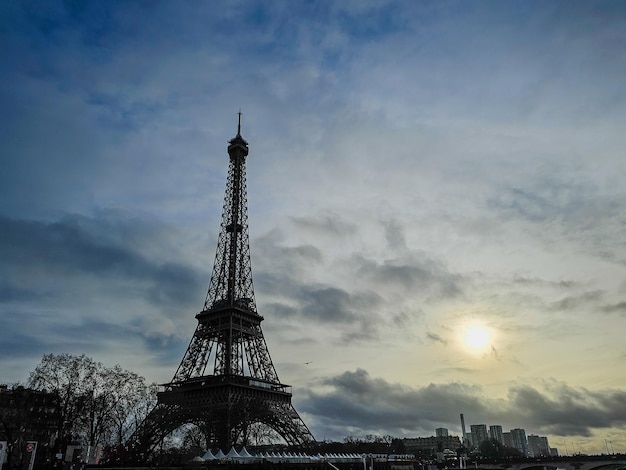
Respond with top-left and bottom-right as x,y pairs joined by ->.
28,354 -> 99,451
109,368 -> 157,444
79,365 -> 118,449
28,353 -> 156,453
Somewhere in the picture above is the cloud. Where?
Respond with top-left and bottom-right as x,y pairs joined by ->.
488,175 -> 626,264
600,302 -> 626,316
290,214 -> 358,239
551,290 -> 604,311
254,229 -> 324,276
302,369 -> 493,438
0,212 -> 205,381
383,219 -> 407,252
259,279 -> 385,343
507,382 -> 626,436
490,346 -> 500,361
426,332 -> 447,346
512,276 -> 576,289
298,286 -> 381,324
0,282 -> 48,303
252,227 -> 439,344
350,253 -> 463,300
300,369 -> 626,441
0,213 -> 204,308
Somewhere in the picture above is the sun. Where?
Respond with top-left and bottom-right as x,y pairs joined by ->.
464,326 -> 489,350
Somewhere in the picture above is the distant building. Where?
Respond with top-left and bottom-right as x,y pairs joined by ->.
403,436 -> 462,455
503,432 -> 512,448
0,384 -> 58,439
550,447 -> 559,457
460,413 -> 468,446
0,385 -> 58,468
436,428 -> 449,437
527,435 -> 550,457
510,428 -> 528,456
489,425 -> 504,444
470,424 -> 489,448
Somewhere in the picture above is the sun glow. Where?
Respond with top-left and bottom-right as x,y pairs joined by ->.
464,326 -> 489,350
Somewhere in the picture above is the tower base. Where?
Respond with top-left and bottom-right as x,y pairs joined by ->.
130,376 -> 315,459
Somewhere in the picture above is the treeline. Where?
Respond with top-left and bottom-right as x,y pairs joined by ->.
317,435 -> 407,455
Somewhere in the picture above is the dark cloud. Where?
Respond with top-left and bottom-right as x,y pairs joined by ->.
260,281 -> 384,342
512,276 -> 576,289
263,301 -> 299,319
382,219 -> 407,252
253,234 -> 389,341
488,178 -> 626,264
0,282 -> 48,303
490,346 -> 500,361
0,212 -> 206,378
0,214 -> 204,308
297,286 -> 382,324
302,369 -> 492,437
254,225 -> 460,344
507,383 -> 626,436
351,254 -> 462,299
551,290 -> 604,311
0,309 -> 57,360
391,309 -> 419,328
290,214 -> 358,238
426,332 -> 447,346
301,370 -> 626,441
254,232 -> 324,280
489,184 -> 582,224
601,301 -> 626,316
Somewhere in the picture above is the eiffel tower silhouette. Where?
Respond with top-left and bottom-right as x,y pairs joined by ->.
132,114 -> 315,456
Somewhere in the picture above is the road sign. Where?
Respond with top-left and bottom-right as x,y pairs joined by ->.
26,442 -> 37,470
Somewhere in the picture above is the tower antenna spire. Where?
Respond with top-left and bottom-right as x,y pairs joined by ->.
237,109 -> 242,135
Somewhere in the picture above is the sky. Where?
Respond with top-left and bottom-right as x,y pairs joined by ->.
1,0 -> 626,456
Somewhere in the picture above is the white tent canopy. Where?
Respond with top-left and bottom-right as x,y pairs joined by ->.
226,447 -> 240,459
238,447 -> 254,458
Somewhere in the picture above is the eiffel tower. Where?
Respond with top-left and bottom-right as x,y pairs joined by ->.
131,115 -> 315,457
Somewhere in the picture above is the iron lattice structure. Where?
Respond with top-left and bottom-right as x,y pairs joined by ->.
131,116 -> 314,458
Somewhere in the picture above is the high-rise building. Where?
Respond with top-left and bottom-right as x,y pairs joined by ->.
460,413 -> 468,446
470,424 -> 489,447
489,425 -> 504,444
528,435 -> 550,457
510,428 -> 528,456
436,428 -> 449,437
503,432 -> 512,448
